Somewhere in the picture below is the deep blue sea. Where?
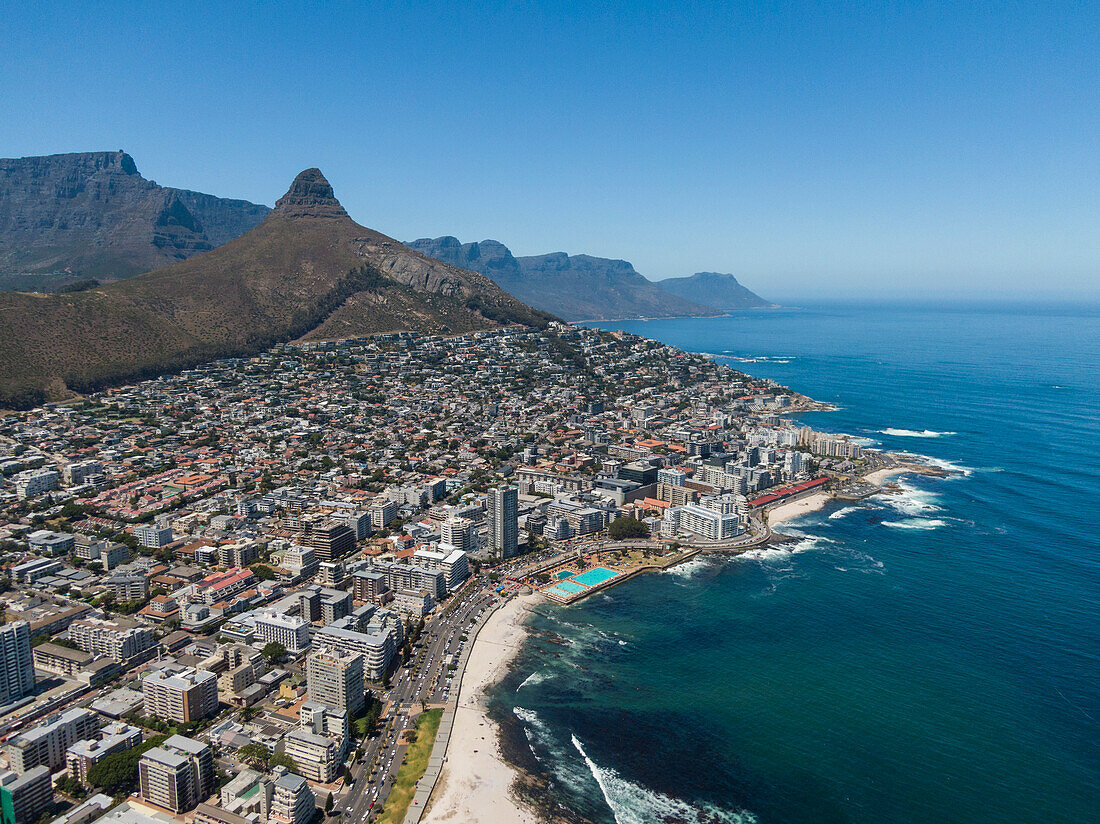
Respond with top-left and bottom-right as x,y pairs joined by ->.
490,304 -> 1100,824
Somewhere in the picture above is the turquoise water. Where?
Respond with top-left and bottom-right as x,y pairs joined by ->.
493,304 -> 1100,824
547,581 -> 587,596
555,570 -> 577,580
571,567 -> 621,587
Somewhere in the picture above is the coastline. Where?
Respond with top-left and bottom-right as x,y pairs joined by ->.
422,593 -> 541,824
766,490 -> 832,527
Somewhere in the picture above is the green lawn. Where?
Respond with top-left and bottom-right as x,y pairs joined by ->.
376,708 -> 443,824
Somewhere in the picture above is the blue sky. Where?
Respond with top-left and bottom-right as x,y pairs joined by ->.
3,1 -> 1098,301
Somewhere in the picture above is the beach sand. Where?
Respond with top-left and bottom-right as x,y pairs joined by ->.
422,593 -> 540,824
863,465 -> 912,486
767,491 -> 832,527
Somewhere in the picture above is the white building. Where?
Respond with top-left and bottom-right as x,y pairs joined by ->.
13,468 -> 59,499
253,609 -> 310,653
413,546 -> 470,591
665,503 -> 741,541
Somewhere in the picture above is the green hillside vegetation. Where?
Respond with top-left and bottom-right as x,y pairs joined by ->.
0,169 -> 553,407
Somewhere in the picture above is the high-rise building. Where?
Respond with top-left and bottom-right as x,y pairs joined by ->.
351,571 -> 390,605
5,708 -> 100,773
309,521 -> 355,562
0,766 -> 52,824
142,667 -> 219,723
0,622 -> 35,706
487,485 -> 519,559
413,547 -> 470,591
440,518 -> 474,552
284,703 -> 348,783
306,649 -> 364,716
253,609 -> 311,653
69,616 -> 155,662
269,768 -> 314,824
65,722 -> 142,786
138,735 -> 214,813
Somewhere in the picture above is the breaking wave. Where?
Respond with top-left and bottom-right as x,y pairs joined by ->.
517,671 -> 547,691
828,506 -> 859,520
879,428 -> 957,438
882,518 -> 948,530
570,734 -> 756,824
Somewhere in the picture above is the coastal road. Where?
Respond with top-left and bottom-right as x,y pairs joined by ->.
341,578 -> 500,823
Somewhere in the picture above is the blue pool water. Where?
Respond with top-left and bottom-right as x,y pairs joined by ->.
571,567 -> 621,587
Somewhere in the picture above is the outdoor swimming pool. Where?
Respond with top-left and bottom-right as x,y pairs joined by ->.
554,569 -> 576,580
571,567 -> 620,587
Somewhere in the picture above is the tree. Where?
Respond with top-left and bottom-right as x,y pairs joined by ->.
238,743 -> 270,768
608,516 -> 650,540
270,752 -> 300,773
262,641 -> 287,661
88,734 -> 167,795
324,792 -> 334,815
250,563 -> 277,581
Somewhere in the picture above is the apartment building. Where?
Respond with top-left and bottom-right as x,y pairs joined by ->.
138,735 -> 214,814
306,649 -> 365,716
0,622 -> 35,705
142,667 -> 219,723
69,616 -> 155,662
269,768 -> 314,824
0,767 -> 52,824
5,708 -> 100,773
413,546 -> 470,591
65,722 -> 142,786
253,609 -> 310,653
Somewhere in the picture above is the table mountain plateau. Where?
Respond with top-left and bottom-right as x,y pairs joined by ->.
0,151 -> 270,291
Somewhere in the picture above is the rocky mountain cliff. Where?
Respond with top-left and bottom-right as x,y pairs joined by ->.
0,151 -> 269,290
0,169 -> 552,407
656,271 -> 776,309
406,236 -> 720,321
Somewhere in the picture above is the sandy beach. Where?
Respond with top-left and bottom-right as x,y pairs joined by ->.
767,490 -> 832,527
422,593 -> 540,824
863,465 -> 912,486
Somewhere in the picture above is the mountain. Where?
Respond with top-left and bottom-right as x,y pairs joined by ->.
0,169 -> 553,407
656,272 -> 776,309
406,236 -> 720,321
0,151 -> 270,290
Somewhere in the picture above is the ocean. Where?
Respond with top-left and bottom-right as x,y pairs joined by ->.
490,303 -> 1100,824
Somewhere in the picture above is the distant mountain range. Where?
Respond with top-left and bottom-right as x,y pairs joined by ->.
0,169 -> 551,407
656,271 -> 778,310
0,151 -> 270,291
406,237 -> 774,320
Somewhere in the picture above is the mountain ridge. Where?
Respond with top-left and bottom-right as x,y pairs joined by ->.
0,170 -> 552,407
406,236 -> 724,321
0,151 -> 270,290
656,271 -> 777,309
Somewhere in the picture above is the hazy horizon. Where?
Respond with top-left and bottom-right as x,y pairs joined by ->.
4,2 -> 1098,300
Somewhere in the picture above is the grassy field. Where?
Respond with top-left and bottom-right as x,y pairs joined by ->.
376,708 -> 444,824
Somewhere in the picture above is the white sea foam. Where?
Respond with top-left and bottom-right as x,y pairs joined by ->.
517,671 -> 547,691
570,734 -> 755,824
829,506 -> 859,520
738,534 -> 833,563
667,556 -> 712,577
922,457 -> 975,477
879,428 -> 957,438
882,518 -> 947,530
881,482 -> 942,516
